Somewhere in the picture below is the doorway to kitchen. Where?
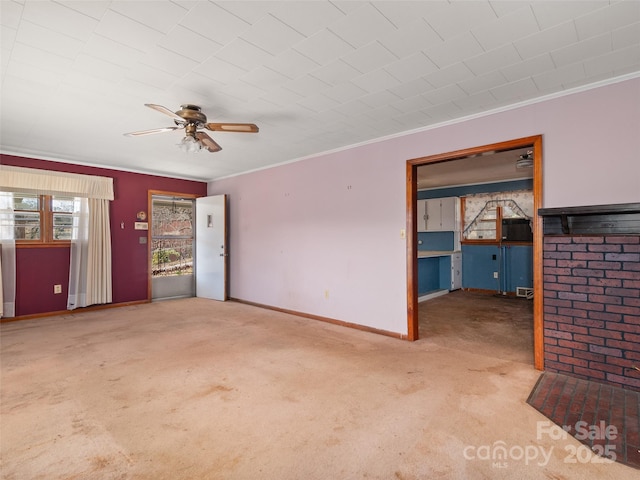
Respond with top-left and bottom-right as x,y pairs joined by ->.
406,135 -> 544,370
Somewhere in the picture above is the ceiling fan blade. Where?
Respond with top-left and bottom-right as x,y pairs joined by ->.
205,123 -> 259,133
123,126 -> 180,137
195,132 -> 222,152
145,104 -> 185,122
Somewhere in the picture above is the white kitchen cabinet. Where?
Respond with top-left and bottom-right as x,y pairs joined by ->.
440,197 -> 459,231
419,197 -> 460,232
424,198 -> 442,231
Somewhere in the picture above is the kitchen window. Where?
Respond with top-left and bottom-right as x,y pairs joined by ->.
462,191 -> 533,244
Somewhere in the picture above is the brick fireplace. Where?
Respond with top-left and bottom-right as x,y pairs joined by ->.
540,204 -> 640,392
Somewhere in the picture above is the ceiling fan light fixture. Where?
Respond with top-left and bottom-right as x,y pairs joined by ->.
178,135 -> 204,153
516,150 -> 534,169
126,103 -> 258,153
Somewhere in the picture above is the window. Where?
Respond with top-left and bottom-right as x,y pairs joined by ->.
464,203 -> 498,241
462,195 -> 533,244
51,196 -> 74,241
1,192 -> 75,245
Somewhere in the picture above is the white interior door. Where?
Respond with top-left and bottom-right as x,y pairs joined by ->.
196,195 -> 228,301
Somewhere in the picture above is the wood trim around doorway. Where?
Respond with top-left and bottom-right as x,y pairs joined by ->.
406,135 -> 544,370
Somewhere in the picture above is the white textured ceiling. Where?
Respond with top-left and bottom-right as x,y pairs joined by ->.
417,146 -> 534,189
1,1 -> 639,182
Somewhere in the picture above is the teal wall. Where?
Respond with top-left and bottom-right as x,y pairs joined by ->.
503,245 -> 533,292
418,257 -> 439,294
461,244 -> 533,292
461,244 -> 500,291
418,255 -> 452,295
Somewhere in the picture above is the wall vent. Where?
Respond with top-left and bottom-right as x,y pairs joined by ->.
517,287 -> 533,299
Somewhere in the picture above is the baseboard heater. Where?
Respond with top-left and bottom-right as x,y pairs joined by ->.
516,287 -> 533,299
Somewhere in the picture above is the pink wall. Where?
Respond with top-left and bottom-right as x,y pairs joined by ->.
1,155 -> 207,316
209,78 -> 640,336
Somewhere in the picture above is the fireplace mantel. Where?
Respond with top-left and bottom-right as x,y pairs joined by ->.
539,203 -> 640,235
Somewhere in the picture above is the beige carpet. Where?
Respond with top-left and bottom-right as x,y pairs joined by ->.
0,295 -> 634,479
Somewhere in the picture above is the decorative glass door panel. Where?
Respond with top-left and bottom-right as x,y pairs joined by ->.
151,196 -> 195,300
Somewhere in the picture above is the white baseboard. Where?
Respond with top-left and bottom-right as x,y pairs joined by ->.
418,289 -> 449,303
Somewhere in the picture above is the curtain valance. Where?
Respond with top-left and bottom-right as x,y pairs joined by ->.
0,165 -> 114,200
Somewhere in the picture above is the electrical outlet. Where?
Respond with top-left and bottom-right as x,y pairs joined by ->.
324,290 -> 329,300
493,272 -> 499,279
54,284 -> 62,294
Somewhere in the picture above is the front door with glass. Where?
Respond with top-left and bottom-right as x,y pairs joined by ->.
151,195 -> 195,300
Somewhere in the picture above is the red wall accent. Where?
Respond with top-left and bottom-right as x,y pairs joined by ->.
2,155 -> 208,316
17,247 -> 70,314
543,235 -> 640,392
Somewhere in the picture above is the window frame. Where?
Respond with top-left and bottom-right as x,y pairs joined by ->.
460,195 -> 534,246
10,193 -> 74,248
461,200 -> 502,245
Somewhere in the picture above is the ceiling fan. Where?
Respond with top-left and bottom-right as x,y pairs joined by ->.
124,104 -> 259,153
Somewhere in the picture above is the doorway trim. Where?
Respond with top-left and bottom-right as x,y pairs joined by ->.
406,135 -> 544,370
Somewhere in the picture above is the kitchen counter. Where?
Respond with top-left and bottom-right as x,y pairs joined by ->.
418,250 -> 460,258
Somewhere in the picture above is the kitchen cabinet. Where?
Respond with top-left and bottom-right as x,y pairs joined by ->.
417,200 -> 428,233
417,250 -> 462,301
418,197 -> 460,232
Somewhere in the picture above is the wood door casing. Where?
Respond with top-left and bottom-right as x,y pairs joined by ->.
406,135 -> 544,370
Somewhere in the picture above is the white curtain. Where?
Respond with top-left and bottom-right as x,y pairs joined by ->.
0,193 -> 16,317
67,198 -> 89,309
0,166 -> 114,314
67,197 -> 112,309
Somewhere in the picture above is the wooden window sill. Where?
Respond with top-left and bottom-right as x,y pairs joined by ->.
15,242 -> 71,249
